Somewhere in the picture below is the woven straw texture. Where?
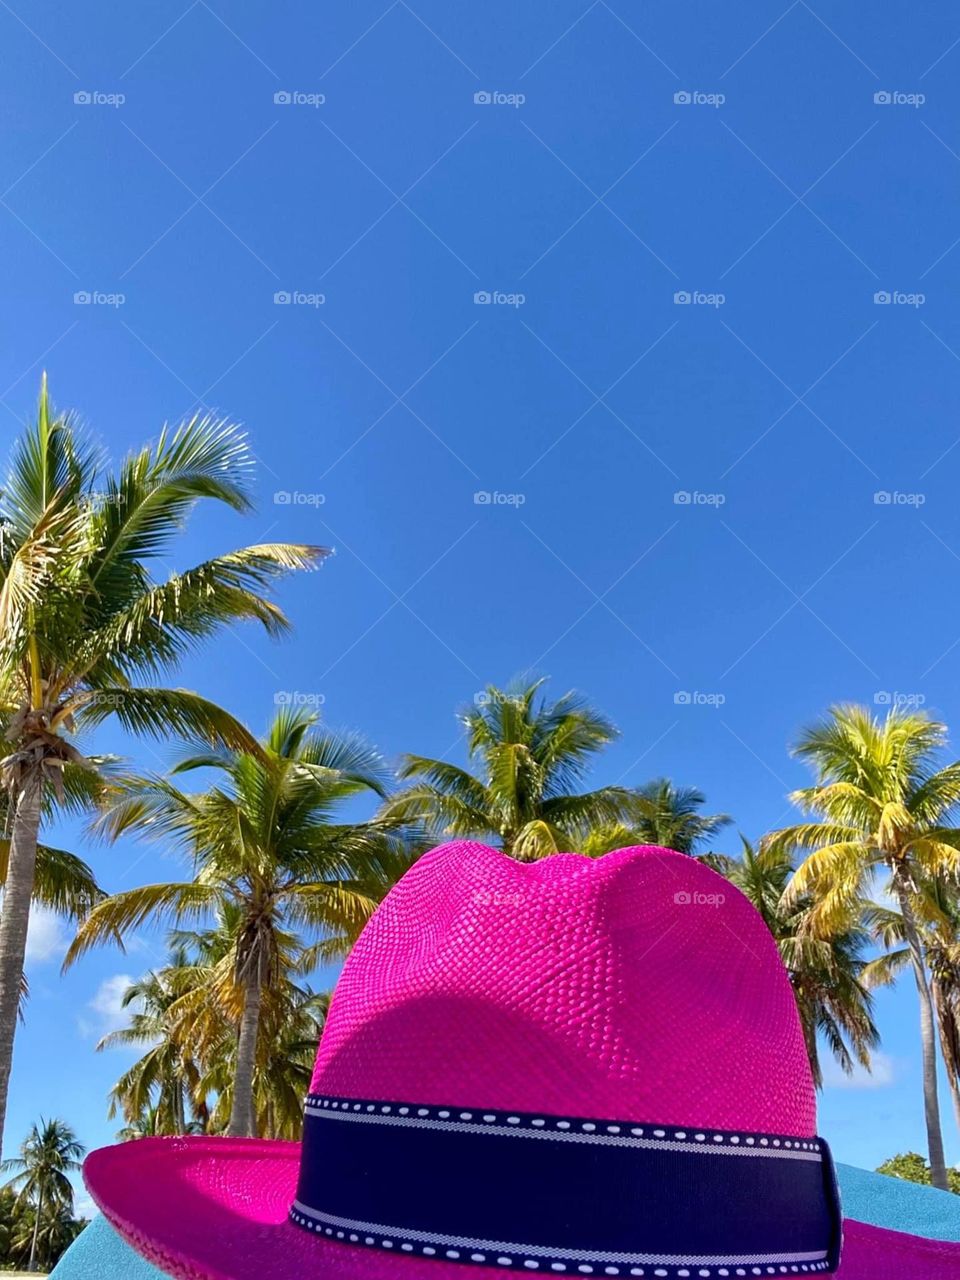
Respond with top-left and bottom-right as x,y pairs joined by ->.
83,842 -> 960,1279
312,841 -> 814,1131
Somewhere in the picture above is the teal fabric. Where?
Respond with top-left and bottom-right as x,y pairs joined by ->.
49,1212 -> 166,1278
836,1162 -> 960,1243
46,1164 -> 960,1277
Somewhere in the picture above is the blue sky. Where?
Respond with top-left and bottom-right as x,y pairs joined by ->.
4,0 -> 960,1198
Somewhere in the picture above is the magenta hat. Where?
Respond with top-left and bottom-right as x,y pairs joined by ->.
84,842 -> 960,1279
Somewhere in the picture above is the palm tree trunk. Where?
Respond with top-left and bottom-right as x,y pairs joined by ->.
227,970 -> 261,1137
947,1063 -> 960,1142
895,881 -> 950,1190
174,1079 -> 184,1135
932,981 -> 960,1139
28,1183 -> 43,1272
0,768 -> 42,1157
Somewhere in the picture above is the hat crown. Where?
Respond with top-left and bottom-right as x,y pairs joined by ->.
311,841 -> 815,1136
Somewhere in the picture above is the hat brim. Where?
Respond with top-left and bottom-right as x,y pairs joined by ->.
84,1137 -> 960,1280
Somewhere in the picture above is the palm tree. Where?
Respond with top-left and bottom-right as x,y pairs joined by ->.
865,881 -> 960,1138
116,1104 -> 171,1142
9,1199 -> 86,1270
0,832 -> 104,1024
704,837 -> 879,1086
584,779 -> 730,856
197,980 -> 328,1139
65,708 -> 415,1137
0,773 -> 107,915
380,679 -> 631,860
766,704 -> 960,1190
97,958 -> 206,1136
165,912 -> 330,1139
1,1117 -> 84,1271
0,376 -> 325,1151
103,919 -> 328,1141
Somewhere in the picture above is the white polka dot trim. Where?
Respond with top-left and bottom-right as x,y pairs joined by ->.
288,1208 -> 833,1276
305,1096 -> 824,1159
293,1101 -> 835,1275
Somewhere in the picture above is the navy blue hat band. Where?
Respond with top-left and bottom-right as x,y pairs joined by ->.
289,1095 -> 842,1277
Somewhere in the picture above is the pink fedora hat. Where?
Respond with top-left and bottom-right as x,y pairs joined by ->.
84,841 -> 960,1280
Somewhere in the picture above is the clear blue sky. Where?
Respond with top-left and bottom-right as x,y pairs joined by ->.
3,0 -> 960,1197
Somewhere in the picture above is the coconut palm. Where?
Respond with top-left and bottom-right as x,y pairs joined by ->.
104,917 -> 329,1141
584,779 -> 730,856
1,1116 -> 84,1271
65,708 -> 415,1137
0,775 -> 107,914
9,1198 -> 86,1270
116,1104 -> 171,1142
0,779 -> 107,1022
9,1200 -> 86,1270
864,881 -> 960,1138
380,679 -> 631,861
704,837 -> 878,1086
766,704 -> 960,1190
197,980 -> 328,1139
97,957 -> 207,1136
167,912 -> 330,1139
0,376 -> 325,1151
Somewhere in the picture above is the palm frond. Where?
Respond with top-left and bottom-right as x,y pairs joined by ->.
76,687 -> 259,754
77,544 -> 328,680
63,882 -> 218,969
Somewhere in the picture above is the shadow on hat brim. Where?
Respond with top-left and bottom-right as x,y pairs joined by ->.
84,1136 -> 960,1280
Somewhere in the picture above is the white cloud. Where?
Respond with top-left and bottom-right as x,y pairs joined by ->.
822,1050 -> 895,1090
73,1192 -> 98,1222
24,905 -> 68,964
80,973 -> 139,1041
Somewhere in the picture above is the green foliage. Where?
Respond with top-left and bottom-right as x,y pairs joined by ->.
0,378 -> 327,743
0,377 -> 327,1147
381,678 -> 633,860
102,920 -> 329,1142
67,707 -> 415,1136
0,1117 -> 87,1270
877,1151 -> 960,1193
766,703 -> 960,1190
68,708 -> 414,972
585,779 -> 730,856
767,704 -> 960,932
705,837 -> 878,1087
